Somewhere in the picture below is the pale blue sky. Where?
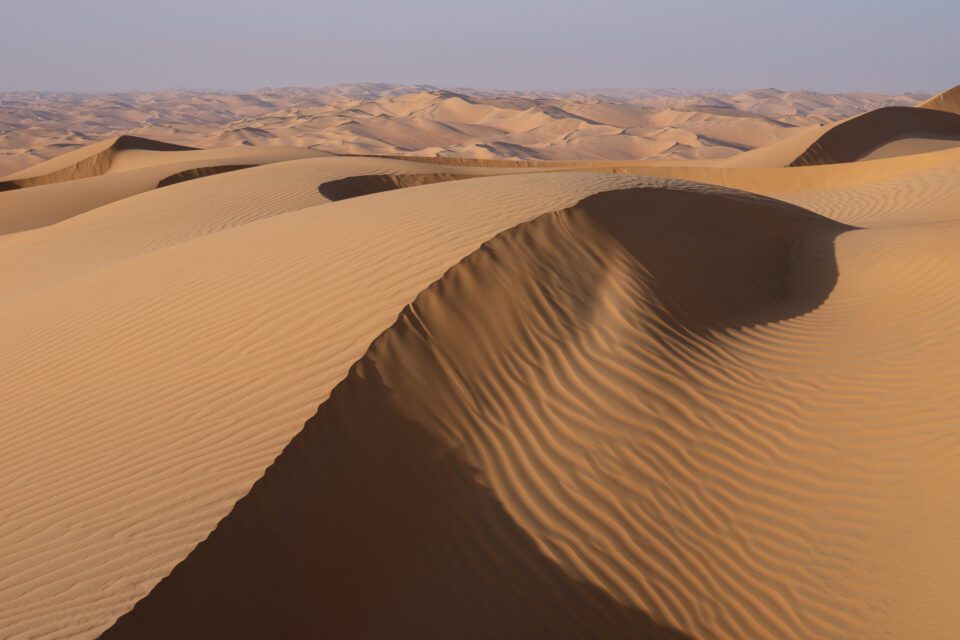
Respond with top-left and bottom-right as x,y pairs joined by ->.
2,0 -> 955,93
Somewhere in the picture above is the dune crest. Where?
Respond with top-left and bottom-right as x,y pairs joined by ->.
919,85 -> 960,114
789,106 -> 960,165
0,135 -> 194,188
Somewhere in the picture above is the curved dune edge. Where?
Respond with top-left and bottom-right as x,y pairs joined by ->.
103,185 -> 861,639
0,147 -> 326,235
318,172 -> 477,200
0,158 -> 510,305
0,135 -> 194,187
788,106 -> 960,166
919,85 -> 960,114
156,164 -> 256,188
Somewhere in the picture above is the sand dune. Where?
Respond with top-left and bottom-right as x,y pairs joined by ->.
0,146 -> 327,234
2,84 -> 960,639
789,106 -> 960,166
0,87 -> 923,175
0,135 -> 196,190
919,84 -> 960,114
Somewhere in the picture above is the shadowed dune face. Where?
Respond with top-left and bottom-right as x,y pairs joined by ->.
919,85 -> 960,114
156,164 -> 255,188
572,188 -> 852,335
102,186 -> 848,639
110,134 -> 196,154
317,172 -> 470,200
0,135 -> 194,189
790,106 -> 960,166
101,359 -> 693,640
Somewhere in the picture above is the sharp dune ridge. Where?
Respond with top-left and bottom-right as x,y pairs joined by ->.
1,84 -> 960,639
919,85 -> 960,114
0,135 -> 195,189
789,106 -> 960,166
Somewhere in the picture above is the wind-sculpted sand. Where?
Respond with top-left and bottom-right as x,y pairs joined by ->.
2,85 -> 960,640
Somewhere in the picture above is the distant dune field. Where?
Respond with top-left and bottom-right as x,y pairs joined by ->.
0,85 -> 925,176
2,84 -> 960,640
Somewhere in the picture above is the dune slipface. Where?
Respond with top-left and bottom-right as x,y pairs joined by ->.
789,106 -> 960,166
919,85 -> 960,114
2,86 -> 960,640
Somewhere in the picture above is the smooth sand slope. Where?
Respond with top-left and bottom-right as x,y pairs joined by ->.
2,87 -> 960,640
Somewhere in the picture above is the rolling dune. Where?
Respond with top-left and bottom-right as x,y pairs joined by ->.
789,106 -> 960,166
2,85 -> 960,639
0,135 -> 194,188
0,146 -> 328,234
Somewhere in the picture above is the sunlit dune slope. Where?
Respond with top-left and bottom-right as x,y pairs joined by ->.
0,135 -> 194,187
919,84 -> 960,114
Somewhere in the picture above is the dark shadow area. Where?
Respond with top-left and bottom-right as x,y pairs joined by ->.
318,173 -> 469,201
0,180 -> 19,192
579,187 -> 853,336
157,165 -> 256,188
790,106 -> 960,166
102,356 -> 693,639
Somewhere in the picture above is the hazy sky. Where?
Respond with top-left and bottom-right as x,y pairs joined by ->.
2,0 -> 956,93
